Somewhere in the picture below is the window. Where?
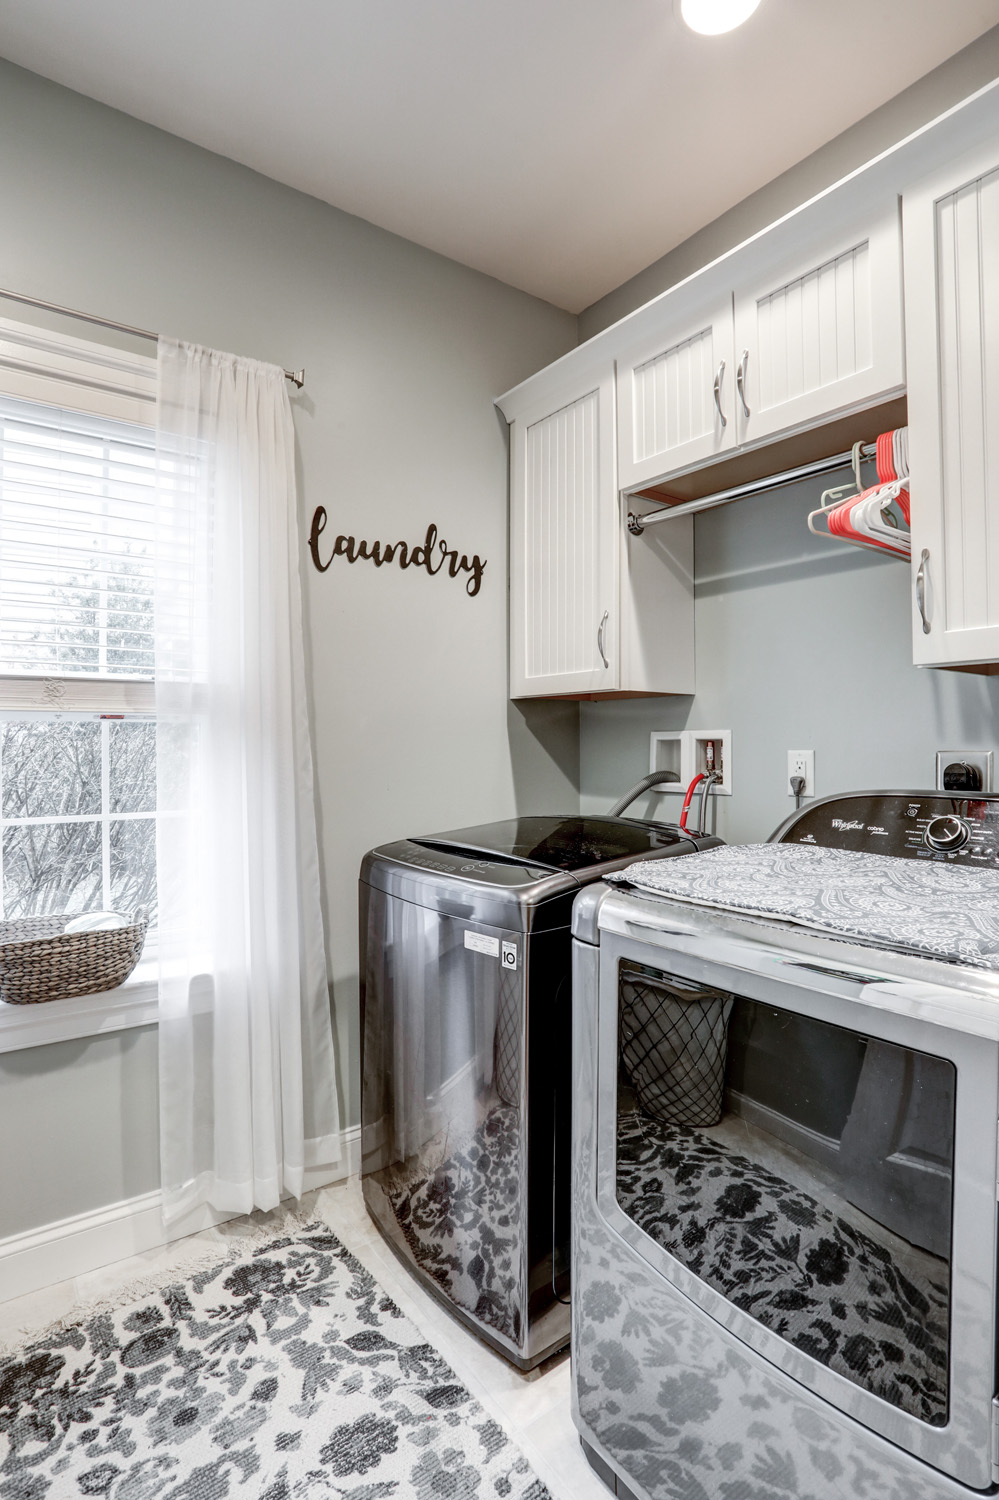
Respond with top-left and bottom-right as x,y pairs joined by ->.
0,395 -> 155,679
0,714 -> 156,919
0,317 -> 158,927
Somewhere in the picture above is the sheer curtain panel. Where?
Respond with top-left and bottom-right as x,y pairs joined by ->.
155,338 -> 340,1223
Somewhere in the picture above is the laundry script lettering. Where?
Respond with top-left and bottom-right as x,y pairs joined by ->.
308,509 -> 486,597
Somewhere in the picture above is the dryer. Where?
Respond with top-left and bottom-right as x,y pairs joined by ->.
572,791 -> 999,1498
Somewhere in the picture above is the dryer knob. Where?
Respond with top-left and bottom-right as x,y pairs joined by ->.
924,815 -> 971,852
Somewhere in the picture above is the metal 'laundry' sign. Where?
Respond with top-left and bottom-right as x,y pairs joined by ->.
308,508 -> 486,597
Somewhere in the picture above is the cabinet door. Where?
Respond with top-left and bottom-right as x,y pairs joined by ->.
510,374 -> 619,697
616,292 -> 735,491
904,143 -> 999,667
732,198 -> 904,448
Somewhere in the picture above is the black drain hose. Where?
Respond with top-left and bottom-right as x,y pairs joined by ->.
609,770 -> 681,817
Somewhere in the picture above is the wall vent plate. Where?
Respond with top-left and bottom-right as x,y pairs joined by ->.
649,731 -> 683,789
649,730 -> 731,795
935,750 -> 993,793
690,729 -> 732,795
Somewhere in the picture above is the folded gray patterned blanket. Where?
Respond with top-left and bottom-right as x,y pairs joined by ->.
606,842 -> 999,970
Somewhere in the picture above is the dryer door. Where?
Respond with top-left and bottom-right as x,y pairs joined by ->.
593,932 -> 999,1490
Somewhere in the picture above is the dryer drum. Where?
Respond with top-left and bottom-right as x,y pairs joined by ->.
619,964 -> 734,1128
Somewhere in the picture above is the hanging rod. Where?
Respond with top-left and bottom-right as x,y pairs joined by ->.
0,286 -> 305,389
627,442 -> 878,534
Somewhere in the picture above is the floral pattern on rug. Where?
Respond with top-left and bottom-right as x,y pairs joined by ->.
616,1109 -> 949,1426
378,1104 -> 524,1347
0,1222 -> 551,1500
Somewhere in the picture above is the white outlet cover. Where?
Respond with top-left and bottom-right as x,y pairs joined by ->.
787,749 -> 815,796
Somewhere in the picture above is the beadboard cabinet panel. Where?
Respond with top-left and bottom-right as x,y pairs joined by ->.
511,377 -> 620,697
508,371 -> 694,701
732,197 -> 905,450
616,292 -> 735,492
755,240 -> 871,410
905,142 -> 999,667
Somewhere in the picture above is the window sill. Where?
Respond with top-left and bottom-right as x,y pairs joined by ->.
0,962 -> 157,1054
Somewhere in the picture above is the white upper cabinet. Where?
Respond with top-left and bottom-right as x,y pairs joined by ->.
614,195 -> 905,494
510,373 -> 621,697
506,367 -> 694,700
616,290 -> 735,491
497,83 -> 999,696
731,197 -> 905,449
904,140 -> 999,668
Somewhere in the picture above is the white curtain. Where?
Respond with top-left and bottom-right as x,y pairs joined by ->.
154,338 -> 340,1224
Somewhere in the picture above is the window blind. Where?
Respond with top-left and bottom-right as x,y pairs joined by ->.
0,393 -> 155,679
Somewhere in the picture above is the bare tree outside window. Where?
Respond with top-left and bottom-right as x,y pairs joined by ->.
0,718 -> 156,920
0,395 -> 158,925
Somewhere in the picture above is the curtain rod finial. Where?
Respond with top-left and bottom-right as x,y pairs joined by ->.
286,368 -> 305,389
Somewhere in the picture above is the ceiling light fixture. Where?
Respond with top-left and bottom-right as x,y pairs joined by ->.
679,0 -> 763,35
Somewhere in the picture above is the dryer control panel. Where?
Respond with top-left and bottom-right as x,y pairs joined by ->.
773,792 -> 999,867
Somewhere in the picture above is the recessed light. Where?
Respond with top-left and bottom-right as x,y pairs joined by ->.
679,0 -> 763,35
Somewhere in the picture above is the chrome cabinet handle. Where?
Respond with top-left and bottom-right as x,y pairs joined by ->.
736,348 -> 750,418
597,610 -> 609,668
916,549 -> 931,635
712,360 -> 727,428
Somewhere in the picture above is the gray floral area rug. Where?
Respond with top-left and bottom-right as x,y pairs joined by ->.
379,1105 -> 523,1347
616,1110 -> 949,1426
0,1222 -> 551,1500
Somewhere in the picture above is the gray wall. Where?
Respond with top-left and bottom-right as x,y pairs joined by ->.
0,59 -> 577,1238
0,1030 -> 159,1238
581,477 -> 999,844
579,25 -> 999,341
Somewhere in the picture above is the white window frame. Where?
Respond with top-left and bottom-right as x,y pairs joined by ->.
0,707 -> 157,917
0,315 -> 159,1053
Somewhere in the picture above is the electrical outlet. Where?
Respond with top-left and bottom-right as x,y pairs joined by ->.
787,749 -> 815,797
935,750 -> 993,792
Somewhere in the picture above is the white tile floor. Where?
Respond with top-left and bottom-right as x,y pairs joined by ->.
0,1177 -> 610,1500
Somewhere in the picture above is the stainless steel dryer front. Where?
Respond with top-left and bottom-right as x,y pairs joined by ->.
572,791 -> 999,1499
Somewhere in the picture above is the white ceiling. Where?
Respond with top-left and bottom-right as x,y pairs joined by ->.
0,0 -> 995,311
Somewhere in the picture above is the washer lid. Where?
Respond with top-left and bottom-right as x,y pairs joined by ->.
414,815 -> 692,873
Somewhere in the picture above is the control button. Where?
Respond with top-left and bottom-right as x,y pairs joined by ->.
924,815 -> 971,852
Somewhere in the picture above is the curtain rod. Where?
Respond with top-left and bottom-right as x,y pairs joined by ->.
626,443 -> 878,533
0,286 -> 305,389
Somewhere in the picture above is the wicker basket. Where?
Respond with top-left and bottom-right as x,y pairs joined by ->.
0,910 -> 148,1005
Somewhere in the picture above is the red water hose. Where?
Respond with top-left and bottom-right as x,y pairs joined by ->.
679,773 -> 705,830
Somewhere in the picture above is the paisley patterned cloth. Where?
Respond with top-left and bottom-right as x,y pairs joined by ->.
608,842 -> 999,969
0,1222 -> 550,1500
616,1110 -> 949,1426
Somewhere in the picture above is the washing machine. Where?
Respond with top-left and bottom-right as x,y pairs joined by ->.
359,810 -> 720,1370
572,791 -> 999,1497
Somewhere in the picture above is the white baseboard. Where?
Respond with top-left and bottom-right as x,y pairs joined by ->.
1,1123 -> 361,1305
